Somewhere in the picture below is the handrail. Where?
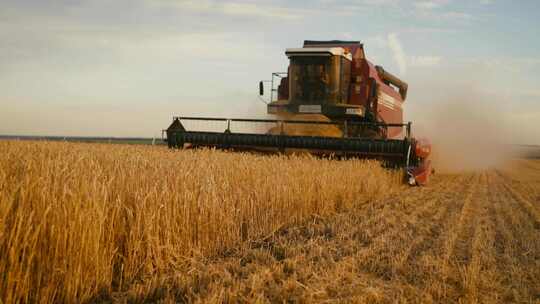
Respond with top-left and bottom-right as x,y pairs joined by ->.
271,72 -> 288,102
173,116 -> 411,128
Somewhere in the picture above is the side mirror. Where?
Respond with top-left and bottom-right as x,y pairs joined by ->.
259,81 -> 264,96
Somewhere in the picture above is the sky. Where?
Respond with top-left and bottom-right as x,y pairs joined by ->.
0,0 -> 539,144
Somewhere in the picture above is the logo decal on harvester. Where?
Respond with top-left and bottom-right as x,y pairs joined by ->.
346,108 -> 362,115
378,92 -> 401,110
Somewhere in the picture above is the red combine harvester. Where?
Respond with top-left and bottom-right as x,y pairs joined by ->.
166,40 -> 432,185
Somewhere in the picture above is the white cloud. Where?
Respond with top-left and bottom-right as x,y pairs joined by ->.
145,0 -> 410,19
365,34 -> 442,72
340,32 -> 354,40
414,0 -> 450,10
463,57 -> 540,73
361,0 -> 401,6
221,2 -> 303,20
165,0 -> 214,11
387,33 -> 407,75
410,55 -> 442,67
400,26 -> 457,34
441,11 -> 473,20
411,0 -> 474,22
146,0 -> 304,20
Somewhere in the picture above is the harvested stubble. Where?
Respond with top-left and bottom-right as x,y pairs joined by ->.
0,141 -> 401,303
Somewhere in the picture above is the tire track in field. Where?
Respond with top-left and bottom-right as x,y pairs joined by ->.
286,174 -> 474,302
501,161 -> 540,210
494,169 -> 540,229
388,173 -> 481,302
487,170 -> 540,303
493,170 -> 540,260
425,172 -> 508,303
443,173 -> 480,262
260,165 -> 540,303
366,174 -> 465,239
396,174 -> 476,269
428,172 -> 486,303
325,168 -> 539,303
346,174 -> 462,248
459,172 -> 503,303
485,170 -> 521,303
353,174 -> 475,280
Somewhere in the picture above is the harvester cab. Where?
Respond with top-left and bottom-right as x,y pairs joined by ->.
166,40 -> 432,185
262,40 -> 408,139
266,44 -> 358,119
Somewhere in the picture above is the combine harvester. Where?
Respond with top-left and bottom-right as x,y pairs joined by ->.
165,40 -> 432,185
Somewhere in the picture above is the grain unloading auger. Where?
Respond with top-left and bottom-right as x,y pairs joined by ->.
165,40 -> 432,185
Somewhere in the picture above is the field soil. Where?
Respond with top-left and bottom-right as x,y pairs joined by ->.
0,141 -> 539,303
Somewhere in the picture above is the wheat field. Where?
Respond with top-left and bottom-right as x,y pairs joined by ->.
0,141 -> 539,303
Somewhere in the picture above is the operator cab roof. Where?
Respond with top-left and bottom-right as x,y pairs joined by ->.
285,47 -> 353,61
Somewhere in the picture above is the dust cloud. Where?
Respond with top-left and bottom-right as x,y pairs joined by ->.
413,91 -> 514,173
